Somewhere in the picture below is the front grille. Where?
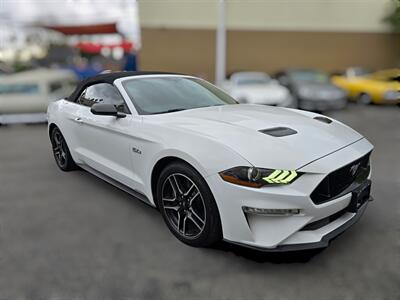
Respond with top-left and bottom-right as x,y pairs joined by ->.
310,152 -> 371,205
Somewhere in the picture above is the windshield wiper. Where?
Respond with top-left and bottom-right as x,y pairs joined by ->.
152,104 -> 225,115
202,104 -> 225,108
152,108 -> 187,114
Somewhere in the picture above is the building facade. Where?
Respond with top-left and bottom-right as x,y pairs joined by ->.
138,0 -> 399,81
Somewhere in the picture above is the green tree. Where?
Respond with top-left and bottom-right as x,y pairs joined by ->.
384,0 -> 400,32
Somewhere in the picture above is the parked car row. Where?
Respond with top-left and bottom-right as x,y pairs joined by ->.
1,67 -> 399,125
220,68 -> 400,112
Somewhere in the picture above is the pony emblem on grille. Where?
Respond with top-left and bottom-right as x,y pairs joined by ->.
350,162 -> 361,176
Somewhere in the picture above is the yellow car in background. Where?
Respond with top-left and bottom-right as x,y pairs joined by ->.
332,68 -> 400,105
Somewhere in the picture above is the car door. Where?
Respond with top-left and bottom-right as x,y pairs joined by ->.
75,83 -> 138,188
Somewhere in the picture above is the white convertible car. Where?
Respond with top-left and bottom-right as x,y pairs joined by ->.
220,71 -> 294,107
48,72 -> 373,251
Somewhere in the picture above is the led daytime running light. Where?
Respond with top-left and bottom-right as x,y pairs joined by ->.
219,167 -> 301,188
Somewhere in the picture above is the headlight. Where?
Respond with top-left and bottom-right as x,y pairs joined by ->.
219,166 -> 301,188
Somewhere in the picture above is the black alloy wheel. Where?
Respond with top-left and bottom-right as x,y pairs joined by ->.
157,162 -> 222,247
50,127 -> 77,171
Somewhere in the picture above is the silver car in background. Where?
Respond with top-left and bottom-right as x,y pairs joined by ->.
275,69 -> 347,112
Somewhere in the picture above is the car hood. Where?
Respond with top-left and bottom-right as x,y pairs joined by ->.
292,81 -> 347,101
234,83 -> 286,93
232,84 -> 288,97
154,104 -> 363,170
362,78 -> 400,90
294,81 -> 344,92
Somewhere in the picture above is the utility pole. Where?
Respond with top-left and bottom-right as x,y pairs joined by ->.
215,0 -> 226,85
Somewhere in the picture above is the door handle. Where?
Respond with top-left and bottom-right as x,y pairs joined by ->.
74,117 -> 83,124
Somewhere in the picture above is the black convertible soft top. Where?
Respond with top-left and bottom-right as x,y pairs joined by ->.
67,71 -> 181,102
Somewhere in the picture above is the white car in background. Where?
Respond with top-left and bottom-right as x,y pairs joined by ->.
48,72 -> 374,252
221,71 -> 294,107
0,68 -> 77,124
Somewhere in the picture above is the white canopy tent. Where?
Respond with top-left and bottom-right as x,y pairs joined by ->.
0,0 -> 141,49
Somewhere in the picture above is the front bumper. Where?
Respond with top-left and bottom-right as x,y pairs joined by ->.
206,138 -> 373,251
225,199 -> 370,252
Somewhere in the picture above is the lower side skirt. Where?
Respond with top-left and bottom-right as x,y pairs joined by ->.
78,164 -> 154,207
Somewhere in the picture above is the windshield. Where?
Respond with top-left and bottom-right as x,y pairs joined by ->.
123,77 -> 238,115
289,70 -> 329,83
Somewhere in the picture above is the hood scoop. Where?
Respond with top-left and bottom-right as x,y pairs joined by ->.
259,127 -> 297,137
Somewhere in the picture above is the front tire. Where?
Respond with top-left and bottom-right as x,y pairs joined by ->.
356,93 -> 372,105
156,162 -> 222,247
50,127 -> 77,171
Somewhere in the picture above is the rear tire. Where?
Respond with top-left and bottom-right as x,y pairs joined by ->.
156,161 -> 222,247
50,127 -> 78,171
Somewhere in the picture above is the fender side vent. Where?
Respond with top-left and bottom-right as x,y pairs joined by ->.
314,116 -> 332,124
259,127 -> 297,137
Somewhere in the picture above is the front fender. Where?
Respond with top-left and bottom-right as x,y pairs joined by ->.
140,131 -> 252,205
150,145 -> 250,180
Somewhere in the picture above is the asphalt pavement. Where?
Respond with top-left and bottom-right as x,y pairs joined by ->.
0,104 -> 399,300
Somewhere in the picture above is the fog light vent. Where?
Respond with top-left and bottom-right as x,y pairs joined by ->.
243,206 -> 301,216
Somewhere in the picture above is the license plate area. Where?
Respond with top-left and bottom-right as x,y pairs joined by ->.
347,180 -> 371,213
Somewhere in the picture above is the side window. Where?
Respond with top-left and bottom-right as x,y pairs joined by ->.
77,83 -> 130,113
0,84 -> 40,95
77,89 -> 96,107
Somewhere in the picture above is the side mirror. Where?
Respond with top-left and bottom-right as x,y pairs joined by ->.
90,103 -> 126,118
